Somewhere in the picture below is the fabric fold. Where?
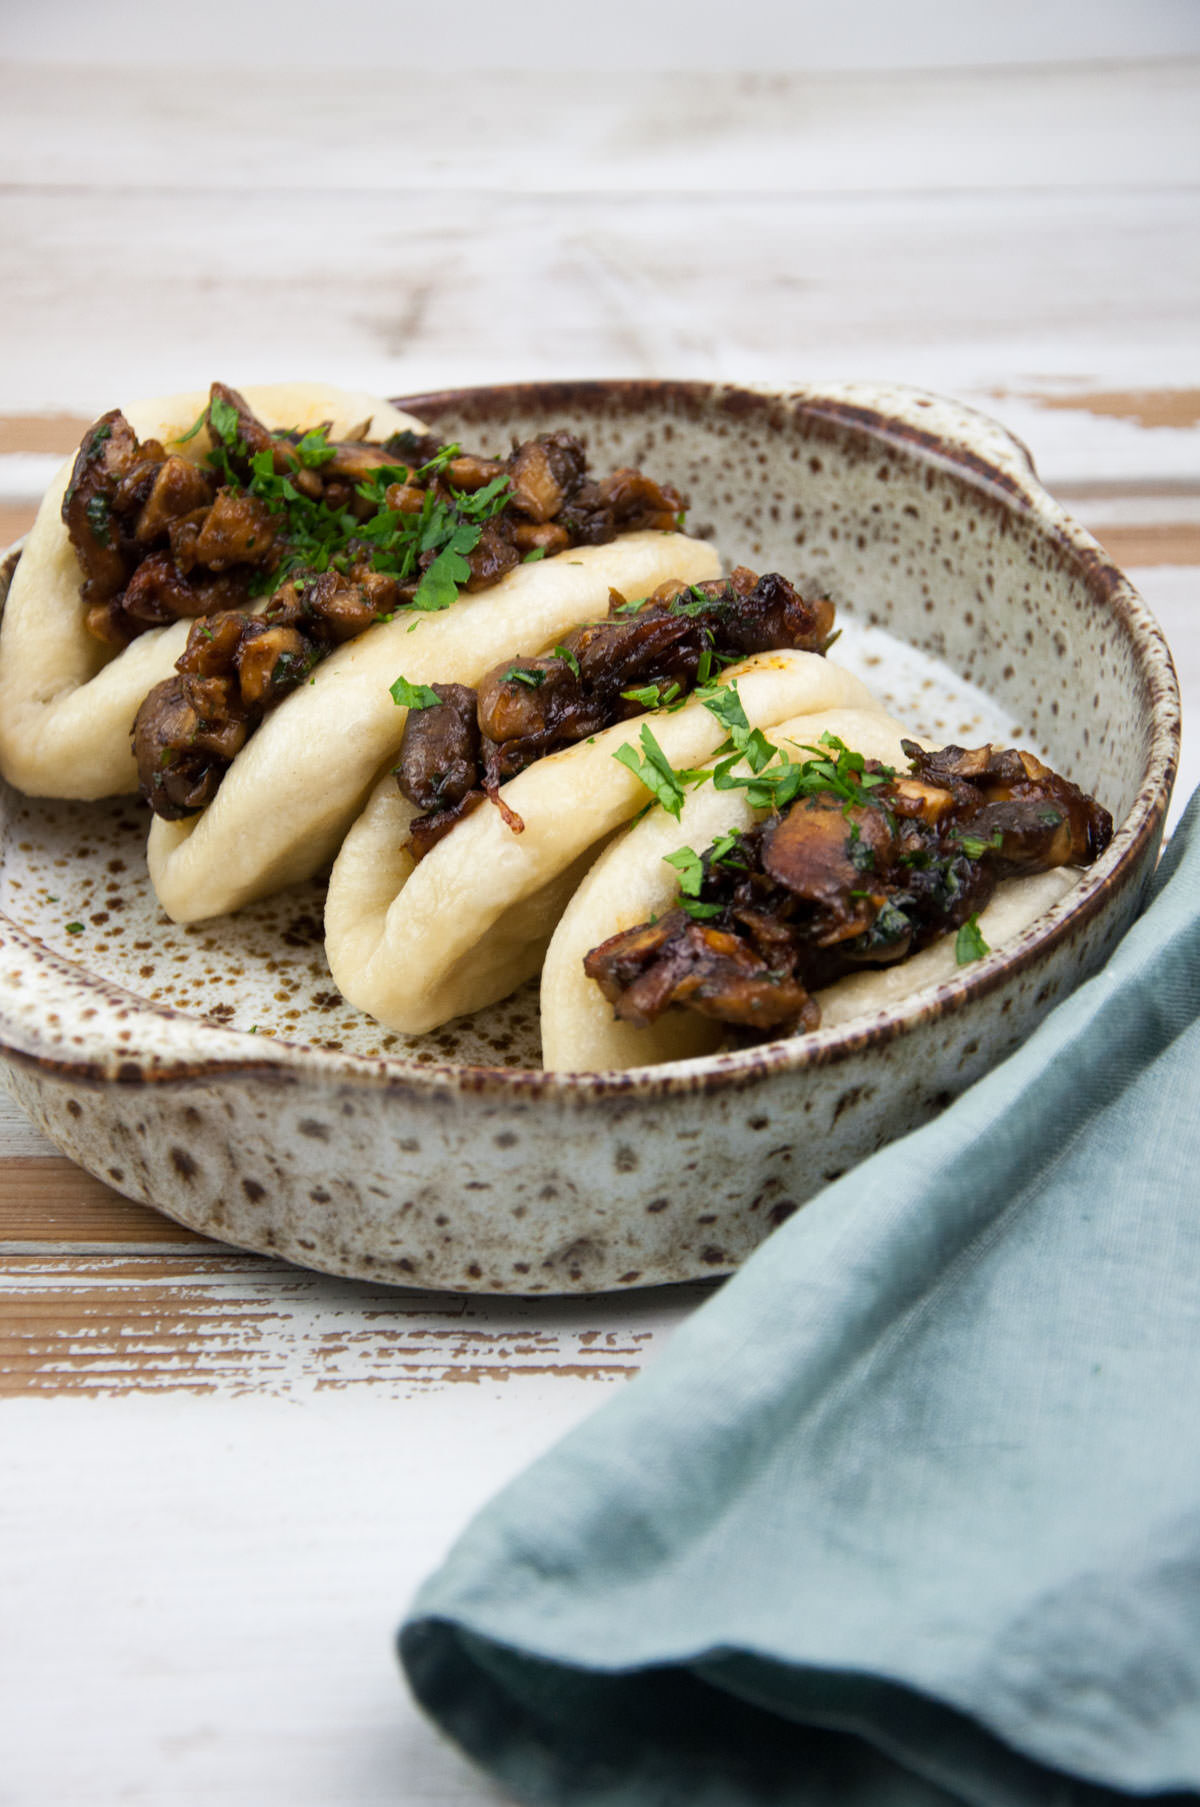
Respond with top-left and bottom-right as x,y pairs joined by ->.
400,796 -> 1200,1807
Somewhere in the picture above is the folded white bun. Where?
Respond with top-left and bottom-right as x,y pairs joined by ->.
148,531 -> 722,923
541,706 -> 1079,1071
325,651 -> 876,1036
0,383 -> 424,801
815,865 -> 1075,1027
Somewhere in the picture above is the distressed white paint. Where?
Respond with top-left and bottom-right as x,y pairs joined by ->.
1,1393 -> 599,1805
4,184 -> 1200,446
4,3 -> 1199,74
4,63 -> 1200,190
1,1254 -> 706,1396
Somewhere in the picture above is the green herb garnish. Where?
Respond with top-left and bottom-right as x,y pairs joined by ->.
208,393 -> 241,447
184,405 -> 512,613
84,494 -> 111,546
292,426 -> 338,469
957,828 -> 1004,859
663,845 -> 704,896
390,675 -> 443,711
411,524 -> 481,611
955,914 -> 990,965
669,584 -> 726,619
622,681 -> 682,710
171,408 -> 207,446
613,724 -> 703,820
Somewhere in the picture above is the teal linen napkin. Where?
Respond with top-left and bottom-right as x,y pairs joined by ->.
400,796 -> 1200,1807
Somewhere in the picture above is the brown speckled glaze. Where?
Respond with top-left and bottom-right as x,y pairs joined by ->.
0,382 -> 1178,1292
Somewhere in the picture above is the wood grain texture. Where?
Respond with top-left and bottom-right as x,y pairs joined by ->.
0,1156 -> 222,1246
1023,389 -> 1200,431
5,62 -> 1199,192
1090,524 -> 1200,567
0,501 -> 35,542
0,413 -> 90,453
0,1253 -> 705,1398
2,186 -> 1199,436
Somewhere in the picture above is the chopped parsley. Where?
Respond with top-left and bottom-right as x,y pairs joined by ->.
390,675 -> 443,712
791,733 -> 895,809
613,724 -> 707,820
663,841 -> 746,920
622,680 -> 682,710
171,411 -> 206,446
208,392 -> 241,447
847,833 -> 876,873
709,831 -> 747,869
670,584 -> 727,619
869,899 -> 911,947
957,828 -> 1004,859
663,845 -> 704,896
504,665 -> 547,688
612,701 -> 906,835
293,426 -> 338,469
553,645 -> 581,677
955,914 -> 990,965
174,397 -> 511,614
83,494 -> 111,546
411,523 -> 481,611
64,921 -> 84,935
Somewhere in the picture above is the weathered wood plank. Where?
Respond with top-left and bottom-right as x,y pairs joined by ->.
0,413 -> 90,454
0,501 -> 35,542
1026,388 -> 1200,431
1090,524 -> 1200,568
3,62 -> 1199,193
0,1253 -> 704,1397
0,1384 -> 604,1807
0,1156 -> 221,1245
3,187 -> 1199,438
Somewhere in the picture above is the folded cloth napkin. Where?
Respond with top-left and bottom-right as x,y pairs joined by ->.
400,795 -> 1200,1807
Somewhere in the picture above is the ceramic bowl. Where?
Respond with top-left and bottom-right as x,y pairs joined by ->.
0,382 -> 1179,1292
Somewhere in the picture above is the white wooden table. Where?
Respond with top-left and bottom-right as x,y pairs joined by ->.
1,53 -> 1198,1805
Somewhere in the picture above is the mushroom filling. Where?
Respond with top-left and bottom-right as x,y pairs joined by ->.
63,384 -> 438,649
392,568 -> 837,860
583,738 -> 1113,1038
119,387 -> 687,818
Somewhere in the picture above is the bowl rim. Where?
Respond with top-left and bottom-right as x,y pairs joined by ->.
0,378 -> 1180,1103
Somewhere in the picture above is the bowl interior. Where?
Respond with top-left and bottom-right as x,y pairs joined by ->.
0,380 -> 1177,1086
403,381 -> 1169,835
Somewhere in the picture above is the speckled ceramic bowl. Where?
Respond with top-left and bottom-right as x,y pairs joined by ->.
0,382 -> 1179,1292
